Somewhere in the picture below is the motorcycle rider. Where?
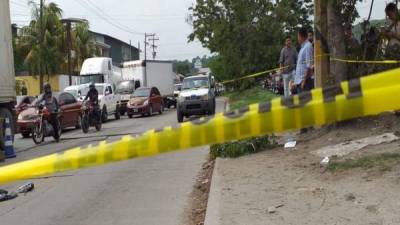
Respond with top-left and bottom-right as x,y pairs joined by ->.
36,83 -> 60,141
84,83 -> 100,120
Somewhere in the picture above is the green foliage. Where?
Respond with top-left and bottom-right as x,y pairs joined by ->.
173,60 -> 193,76
72,22 -> 96,74
225,86 -> 277,110
13,1 -> 95,76
210,135 -> 276,158
189,0 -> 313,81
16,1 -> 65,76
328,153 -> 400,172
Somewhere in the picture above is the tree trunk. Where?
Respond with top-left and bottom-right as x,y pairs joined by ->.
327,0 -> 347,83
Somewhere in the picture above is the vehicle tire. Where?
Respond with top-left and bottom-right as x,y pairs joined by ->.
81,115 -> 89,134
177,110 -> 184,123
115,105 -> 121,120
95,119 -> 102,131
53,119 -> 61,143
211,99 -> 216,115
128,114 -> 133,119
21,132 -> 30,138
101,105 -> 108,123
32,122 -> 44,144
0,108 -> 15,150
75,115 -> 82,129
148,105 -> 153,116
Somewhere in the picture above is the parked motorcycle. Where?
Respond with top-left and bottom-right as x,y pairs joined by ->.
81,100 -> 102,133
32,104 -> 61,144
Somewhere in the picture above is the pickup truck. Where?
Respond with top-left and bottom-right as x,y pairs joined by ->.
177,75 -> 216,122
80,83 -> 121,122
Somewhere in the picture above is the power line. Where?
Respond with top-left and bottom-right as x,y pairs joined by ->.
10,0 -> 29,9
75,0 -> 144,36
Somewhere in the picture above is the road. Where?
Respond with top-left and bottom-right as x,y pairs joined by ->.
0,98 -> 224,225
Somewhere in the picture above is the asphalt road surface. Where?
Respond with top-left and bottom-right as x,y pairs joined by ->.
0,98 -> 225,225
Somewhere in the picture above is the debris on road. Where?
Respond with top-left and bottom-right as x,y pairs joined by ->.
284,141 -> 297,149
267,206 -> 277,214
345,193 -> 356,201
0,189 -> 7,195
312,133 -> 399,158
0,191 -> 18,202
17,182 -> 34,194
320,157 -> 330,167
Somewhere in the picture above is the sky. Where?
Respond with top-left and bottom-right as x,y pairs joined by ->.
10,0 -> 388,61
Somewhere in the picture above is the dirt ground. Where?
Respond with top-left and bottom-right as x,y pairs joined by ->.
210,113 -> 400,225
183,158 -> 215,225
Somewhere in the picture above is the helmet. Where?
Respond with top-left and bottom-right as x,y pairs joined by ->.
43,83 -> 52,94
89,82 -> 95,90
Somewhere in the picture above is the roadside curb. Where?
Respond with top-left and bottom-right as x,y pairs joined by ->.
204,158 -> 222,225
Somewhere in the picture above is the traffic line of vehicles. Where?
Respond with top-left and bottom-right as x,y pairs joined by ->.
0,0 -> 216,151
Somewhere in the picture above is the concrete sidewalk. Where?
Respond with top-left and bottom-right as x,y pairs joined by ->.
204,139 -> 400,225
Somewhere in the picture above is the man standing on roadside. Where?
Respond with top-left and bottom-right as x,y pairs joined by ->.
295,27 -> 314,134
295,27 -> 314,95
279,36 -> 297,97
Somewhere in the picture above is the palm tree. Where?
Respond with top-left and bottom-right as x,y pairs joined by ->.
72,22 -> 96,73
18,1 -> 64,91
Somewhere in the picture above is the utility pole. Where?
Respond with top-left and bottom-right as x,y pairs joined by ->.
39,0 -> 44,92
148,36 -> 159,60
314,0 -> 329,88
61,18 -> 86,86
66,21 -> 72,85
144,33 -> 155,85
129,40 -> 132,61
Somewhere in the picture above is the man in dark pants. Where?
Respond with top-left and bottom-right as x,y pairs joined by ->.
36,83 -> 60,141
294,27 -> 314,133
84,83 -> 100,120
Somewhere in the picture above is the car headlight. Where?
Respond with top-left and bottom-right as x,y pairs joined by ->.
143,100 -> 149,105
178,95 -> 185,103
18,114 -> 23,120
201,94 -> 209,101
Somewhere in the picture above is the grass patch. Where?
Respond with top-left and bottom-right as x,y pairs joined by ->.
211,86 -> 278,158
210,135 -> 277,159
328,153 -> 400,172
224,86 -> 277,110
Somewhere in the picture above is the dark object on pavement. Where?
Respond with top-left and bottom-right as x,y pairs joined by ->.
0,191 -> 18,202
17,182 -> 34,194
0,189 -> 8,195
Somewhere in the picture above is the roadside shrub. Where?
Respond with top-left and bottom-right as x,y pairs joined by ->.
210,135 -> 277,158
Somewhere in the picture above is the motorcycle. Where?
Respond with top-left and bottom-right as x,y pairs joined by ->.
32,104 -> 61,144
81,100 -> 102,133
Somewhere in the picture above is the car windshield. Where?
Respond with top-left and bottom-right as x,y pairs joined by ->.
82,85 -> 105,96
80,74 -> 104,84
65,89 -> 79,98
133,88 -> 150,97
182,77 -> 209,90
116,81 -> 135,94
174,84 -> 182,91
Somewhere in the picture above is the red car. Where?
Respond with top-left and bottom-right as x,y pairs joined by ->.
17,92 -> 82,138
126,87 -> 163,118
16,96 -> 36,117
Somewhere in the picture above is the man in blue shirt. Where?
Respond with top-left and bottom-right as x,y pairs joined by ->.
294,27 -> 314,94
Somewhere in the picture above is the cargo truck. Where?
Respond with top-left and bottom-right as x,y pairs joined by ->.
0,0 -> 16,154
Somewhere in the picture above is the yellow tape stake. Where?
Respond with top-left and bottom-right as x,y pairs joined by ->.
1,68 -> 400,184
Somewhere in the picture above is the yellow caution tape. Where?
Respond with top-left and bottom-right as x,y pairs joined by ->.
220,56 -> 399,85
1,68 -> 400,184
331,58 -> 400,64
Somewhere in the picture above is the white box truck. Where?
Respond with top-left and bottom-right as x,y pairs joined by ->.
120,60 -> 176,108
0,0 -> 16,155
